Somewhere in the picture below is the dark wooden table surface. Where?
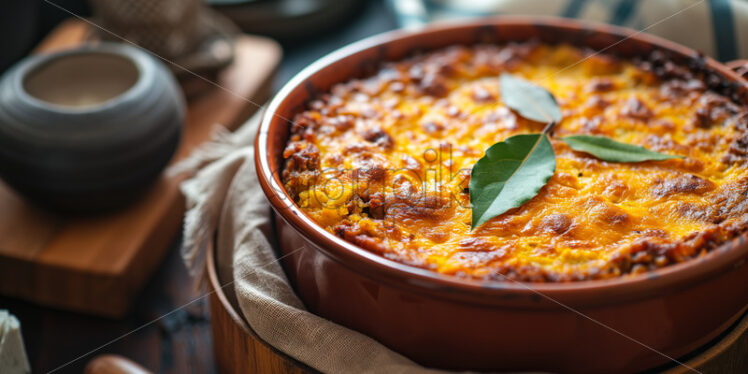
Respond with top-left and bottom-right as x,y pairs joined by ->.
0,1 -> 396,373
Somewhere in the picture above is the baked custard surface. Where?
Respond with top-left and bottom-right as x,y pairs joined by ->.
282,43 -> 748,281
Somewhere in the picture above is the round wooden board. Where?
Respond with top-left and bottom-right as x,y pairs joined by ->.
207,240 -> 748,374
206,240 -> 316,374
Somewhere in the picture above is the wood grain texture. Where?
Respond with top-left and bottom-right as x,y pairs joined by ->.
0,19 -> 281,317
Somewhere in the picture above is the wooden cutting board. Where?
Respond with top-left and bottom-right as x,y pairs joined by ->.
0,19 -> 281,318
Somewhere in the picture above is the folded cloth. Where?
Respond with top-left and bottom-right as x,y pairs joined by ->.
180,112 -> 451,373
0,310 -> 31,374
388,0 -> 748,62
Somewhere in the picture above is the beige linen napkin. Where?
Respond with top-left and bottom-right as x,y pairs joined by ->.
179,111 -> 451,374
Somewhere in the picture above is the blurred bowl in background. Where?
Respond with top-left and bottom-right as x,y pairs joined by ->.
0,43 -> 184,213
206,0 -> 361,42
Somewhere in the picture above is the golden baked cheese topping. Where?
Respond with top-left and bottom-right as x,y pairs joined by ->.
282,43 -> 748,281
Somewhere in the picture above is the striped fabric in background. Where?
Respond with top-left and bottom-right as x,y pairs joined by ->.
387,0 -> 748,61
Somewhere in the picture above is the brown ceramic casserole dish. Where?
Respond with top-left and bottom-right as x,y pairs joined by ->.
256,18 -> 748,373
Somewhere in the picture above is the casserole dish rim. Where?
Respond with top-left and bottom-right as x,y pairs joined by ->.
256,16 -> 748,306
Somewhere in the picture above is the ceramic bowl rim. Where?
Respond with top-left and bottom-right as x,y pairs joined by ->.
12,42 -> 153,115
256,17 -> 748,305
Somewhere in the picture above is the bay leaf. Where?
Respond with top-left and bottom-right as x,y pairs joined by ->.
470,133 -> 556,229
562,135 -> 683,162
500,73 -> 563,124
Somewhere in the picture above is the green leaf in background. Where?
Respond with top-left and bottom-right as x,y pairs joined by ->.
470,133 -> 556,229
500,73 -> 563,124
561,135 -> 684,162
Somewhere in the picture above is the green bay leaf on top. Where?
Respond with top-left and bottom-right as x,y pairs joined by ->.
500,73 -> 562,124
470,133 -> 556,230
561,135 -> 684,162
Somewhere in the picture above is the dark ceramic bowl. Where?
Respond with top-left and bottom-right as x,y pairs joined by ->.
0,43 -> 184,212
256,18 -> 748,373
